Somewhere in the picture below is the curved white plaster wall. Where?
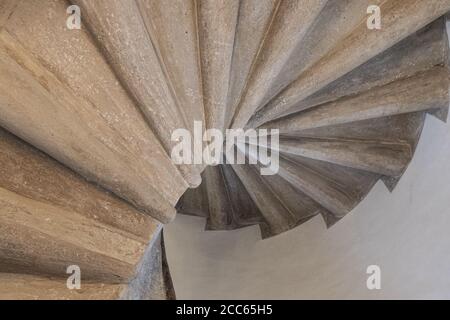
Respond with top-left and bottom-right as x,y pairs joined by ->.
164,24 -> 450,300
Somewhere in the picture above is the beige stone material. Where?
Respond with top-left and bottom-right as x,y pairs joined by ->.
0,274 -> 124,300
203,165 -> 232,228
261,67 -> 449,134
277,138 -> 411,177
137,0 -> 205,128
198,0 -> 239,131
231,153 -> 296,236
224,0 -> 279,128
1,0 -> 450,298
253,0 -> 450,127
0,0 -> 189,223
247,0 -> 383,127
74,0 -> 202,188
231,0 -> 328,129
0,128 -> 160,282
272,18 -> 449,122
0,0 -> 17,28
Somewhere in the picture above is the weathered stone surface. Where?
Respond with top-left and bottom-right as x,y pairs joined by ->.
0,0 -> 187,223
278,154 -> 378,218
261,67 -> 449,134
137,0 -> 205,129
230,155 -> 297,237
176,7 -> 450,238
252,0 -> 450,127
258,172 -> 324,237
248,0 -> 383,127
0,0 -> 17,28
0,274 -> 125,300
1,0 -> 450,299
224,0 -> 278,128
277,137 -> 412,177
177,163 -> 263,230
0,127 -> 161,282
198,0 -> 239,131
120,231 -> 176,300
252,17 -> 449,126
282,113 -> 426,149
204,164 -> 263,230
176,181 -> 209,218
74,0 -> 202,188
203,165 -> 233,229
231,0 -> 327,129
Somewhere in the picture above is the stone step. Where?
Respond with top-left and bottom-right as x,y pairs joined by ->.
197,0 -> 239,131
0,127 -> 160,282
230,0 -> 327,129
260,67 -> 449,135
0,0 -> 188,223
230,149 -> 301,237
73,0 -> 201,188
242,0 -> 450,129
177,164 -> 263,231
137,0 -> 205,129
224,0 -> 279,128
251,17 -> 449,127
263,137 -> 412,177
0,0 -> 450,299
0,273 -> 124,300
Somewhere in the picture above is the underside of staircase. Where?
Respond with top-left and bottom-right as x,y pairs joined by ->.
0,0 -> 449,299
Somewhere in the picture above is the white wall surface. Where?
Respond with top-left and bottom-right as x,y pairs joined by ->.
164,24 -> 450,299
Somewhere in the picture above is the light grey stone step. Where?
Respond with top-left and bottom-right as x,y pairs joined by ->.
74,0 -> 202,188
251,17 -> 449,127
244,0 -> 450,129
230,0 -> 327,129
224,0 -> 279,129
197,0 -> 239,132
260,67 -> 449,135
267,137 -> 412,177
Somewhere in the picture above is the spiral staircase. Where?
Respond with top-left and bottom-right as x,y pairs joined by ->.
0,0 -> 449,299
